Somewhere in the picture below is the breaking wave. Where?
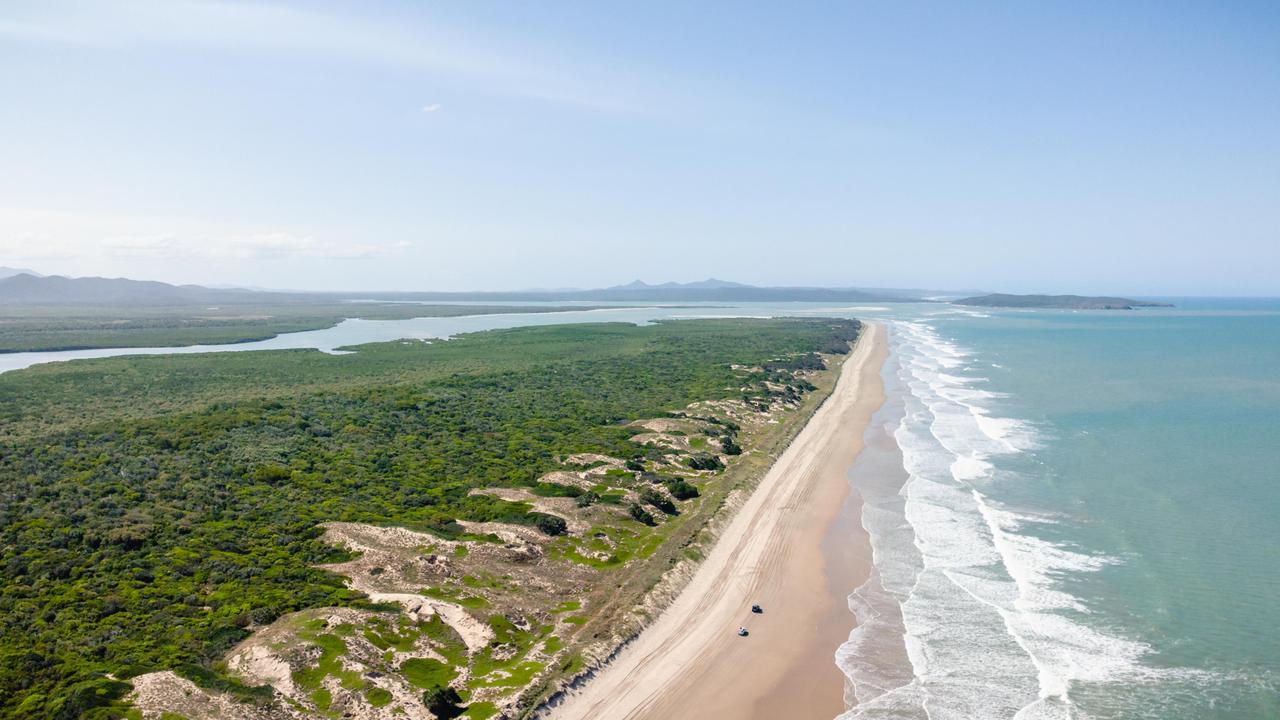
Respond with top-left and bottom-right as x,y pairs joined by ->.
836,321 -> 1166,720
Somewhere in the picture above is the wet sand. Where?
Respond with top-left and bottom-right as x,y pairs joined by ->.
547,322 -> 888,720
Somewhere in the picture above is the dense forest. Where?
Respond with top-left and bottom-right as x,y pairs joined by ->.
0,318 -> 859,718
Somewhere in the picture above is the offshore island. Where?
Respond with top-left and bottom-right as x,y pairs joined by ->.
953,293 -> 1174,310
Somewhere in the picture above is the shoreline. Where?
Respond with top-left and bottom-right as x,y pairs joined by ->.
832,353 -> 917,713
545,321 -> 888,720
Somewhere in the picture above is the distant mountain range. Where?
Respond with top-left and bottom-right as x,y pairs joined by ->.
358,277 -> 928,303
955,294 -> 1174,310
607,278 -> 750,290
3,273 -> 1179,311
0,273 -> 295,306
0,266 -> 42,279
0,273 -> 930,305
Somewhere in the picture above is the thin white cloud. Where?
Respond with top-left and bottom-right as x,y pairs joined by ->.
211,233 -> 378,261
422,103 -> 442,113
0,0 -> 645,112
0,207 -> 382,262
100,234 -> 183,257
102,232 -> 378,261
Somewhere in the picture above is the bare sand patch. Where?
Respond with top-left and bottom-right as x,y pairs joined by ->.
128,670 -> 302,720
562,453 -> 624,468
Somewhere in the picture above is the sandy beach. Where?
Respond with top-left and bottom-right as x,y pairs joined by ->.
547,321 -> 888,720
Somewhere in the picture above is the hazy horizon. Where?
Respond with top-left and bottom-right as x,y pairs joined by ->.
3,1 -> 1278,296
6,266 -> 1280,299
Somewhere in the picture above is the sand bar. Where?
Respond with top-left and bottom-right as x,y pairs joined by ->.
546,321 -> 888,720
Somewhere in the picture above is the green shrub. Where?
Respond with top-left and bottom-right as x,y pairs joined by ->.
664,478 -> 700,500
638,488 -> 677,515
45,677 -> 132,720
423,685 -> 466,719
628,504 -> 656,526
529,483 -> 582,498
534,513 -> 568,536
687,453 -> 724,471
720,436 -> 742,455
249,606 -> 279,625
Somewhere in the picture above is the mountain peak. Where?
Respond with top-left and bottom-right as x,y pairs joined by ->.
0,273 -> 267,306
608,278 -> 750,291
683,277 -> 749,289
0,267 -> 42,280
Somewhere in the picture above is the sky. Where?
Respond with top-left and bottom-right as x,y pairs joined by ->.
1,1 -> 1278,295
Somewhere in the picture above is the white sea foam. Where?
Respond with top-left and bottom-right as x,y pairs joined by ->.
838,320 -> 1162,720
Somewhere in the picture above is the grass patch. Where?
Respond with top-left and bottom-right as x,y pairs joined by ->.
292,632 -> 363,694
461,573 -> 509,591
400,657 -> 458,689
365,686 -> 393,707
311,688 -> 332,712
469,660 -> 546,689
550,600 -> 581,614
419,616 -> 469,666
463,701 -> 499,720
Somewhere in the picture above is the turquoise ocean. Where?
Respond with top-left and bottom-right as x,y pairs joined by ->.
839,299 -> 1280,719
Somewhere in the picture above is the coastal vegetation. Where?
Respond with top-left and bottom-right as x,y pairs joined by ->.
0,317 -> 859,718
0,302 -> 609,353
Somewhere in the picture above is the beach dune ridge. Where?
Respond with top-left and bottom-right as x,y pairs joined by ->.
544,322 -> 888,720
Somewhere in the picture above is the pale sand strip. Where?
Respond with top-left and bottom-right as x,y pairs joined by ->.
547,321 -> 888,720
